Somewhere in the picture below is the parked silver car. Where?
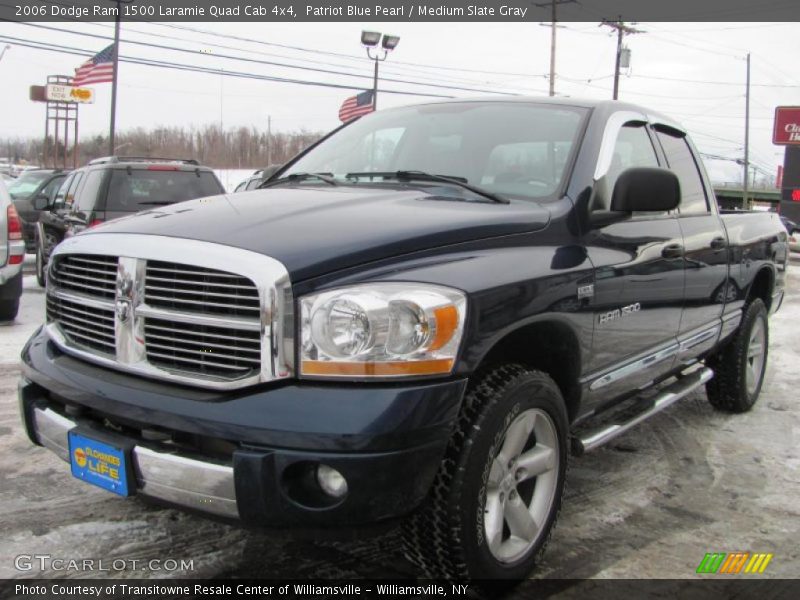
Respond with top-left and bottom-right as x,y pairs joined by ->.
0,178 -> 25,320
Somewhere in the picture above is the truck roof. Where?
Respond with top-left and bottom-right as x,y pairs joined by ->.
386,96 -> 687,134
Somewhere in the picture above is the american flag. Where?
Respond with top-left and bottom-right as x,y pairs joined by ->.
338,90 -> 375,122
73,44 -> 116,86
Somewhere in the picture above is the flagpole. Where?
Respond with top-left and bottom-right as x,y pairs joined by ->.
108,0 -> 122,155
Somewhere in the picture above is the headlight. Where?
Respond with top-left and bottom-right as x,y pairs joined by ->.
300,283 -> 466,378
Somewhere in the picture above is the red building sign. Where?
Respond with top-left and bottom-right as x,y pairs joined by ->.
774,106 -> 800,145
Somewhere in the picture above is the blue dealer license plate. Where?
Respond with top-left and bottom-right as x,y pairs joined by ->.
68,431 -> 131,496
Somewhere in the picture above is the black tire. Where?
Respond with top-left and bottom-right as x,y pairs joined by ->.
706,298 -> 769,413
0,298 -> 20,321
402,364 -> 568,581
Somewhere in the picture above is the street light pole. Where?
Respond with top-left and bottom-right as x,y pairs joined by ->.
372,55 -> 380,110
362,31 -> 399,111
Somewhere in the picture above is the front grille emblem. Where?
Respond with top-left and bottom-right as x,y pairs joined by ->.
115,299 -> 131,323
115,262 -> 135,326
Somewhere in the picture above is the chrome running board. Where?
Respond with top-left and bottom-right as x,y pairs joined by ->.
573,366 -> 714,456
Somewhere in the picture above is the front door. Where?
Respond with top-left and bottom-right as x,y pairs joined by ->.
583,120 -> 685,407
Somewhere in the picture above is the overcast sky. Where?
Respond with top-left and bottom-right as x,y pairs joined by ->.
1,20 -> 798,183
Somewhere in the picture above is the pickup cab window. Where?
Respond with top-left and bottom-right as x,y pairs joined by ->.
606,123 -> 659,191
655,130 -> 710,215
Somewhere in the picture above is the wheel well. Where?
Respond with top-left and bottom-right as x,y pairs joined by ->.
478,321 -> 581,421
747,267 -> 774,310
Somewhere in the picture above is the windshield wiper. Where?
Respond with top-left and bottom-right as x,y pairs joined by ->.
137,201 -> 175,206
345,170 -> 509,204
258,172 -> 337,189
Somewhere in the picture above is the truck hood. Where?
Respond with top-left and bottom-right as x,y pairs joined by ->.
88,186 -> 551,281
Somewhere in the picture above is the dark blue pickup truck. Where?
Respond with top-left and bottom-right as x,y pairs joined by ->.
19,98 -> 789,580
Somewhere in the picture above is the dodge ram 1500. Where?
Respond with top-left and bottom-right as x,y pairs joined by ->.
19,98 -> 789,580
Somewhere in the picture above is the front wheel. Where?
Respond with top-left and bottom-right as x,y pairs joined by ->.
706,298 -> 769,413
402,364 -> 568,580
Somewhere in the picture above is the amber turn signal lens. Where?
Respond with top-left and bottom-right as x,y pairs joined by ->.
301,358 -> 454,377
429,305 -> 459,351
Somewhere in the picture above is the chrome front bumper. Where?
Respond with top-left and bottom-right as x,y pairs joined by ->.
31,406 -> 238,519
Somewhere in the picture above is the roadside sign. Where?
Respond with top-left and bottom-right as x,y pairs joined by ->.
773,106 -> 800,145
44,83 -> 95,104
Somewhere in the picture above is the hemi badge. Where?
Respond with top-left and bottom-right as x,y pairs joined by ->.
577,284 -> 595,299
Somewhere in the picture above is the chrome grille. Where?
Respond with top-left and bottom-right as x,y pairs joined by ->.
145,261 -> 260,318
144,317 -> 261,378
46,295 -> 115,355
49,254 -> 117,300
44,234 -> 294,390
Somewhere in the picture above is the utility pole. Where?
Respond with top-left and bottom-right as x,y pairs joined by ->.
600,17 -> 644,100
743,52 -> 751,209
535,0 -> 575,97
108,1 -> 121,155
107,0 -> 134,155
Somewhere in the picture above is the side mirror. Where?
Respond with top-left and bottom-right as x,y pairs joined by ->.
261,164 -> 281,181
33,193 -> 50,210
610,167 -> 681,213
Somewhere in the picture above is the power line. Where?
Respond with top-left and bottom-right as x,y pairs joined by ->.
10,0 -> 552,84
7,21 -> 521,97
74,21 -> 520,90
0,35 -> 457,99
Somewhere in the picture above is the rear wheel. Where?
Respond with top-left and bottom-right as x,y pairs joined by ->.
0,273 -> 22,321
0,298 -> 20,321
402,364 -> 568,580
706,298 -> 768,413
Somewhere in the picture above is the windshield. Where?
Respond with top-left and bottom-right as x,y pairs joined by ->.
284,102 -> 587,200
7,171 -> 50,198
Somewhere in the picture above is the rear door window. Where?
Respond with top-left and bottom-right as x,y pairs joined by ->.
63,172 -> 84,208
53,174 -> 74,206
105,170 -> 224,211
75,170 -> 108,213
655,130 -> 710,215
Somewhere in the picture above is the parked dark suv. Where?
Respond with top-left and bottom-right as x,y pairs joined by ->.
35,157 -> 224,285
7,168 -> 70,252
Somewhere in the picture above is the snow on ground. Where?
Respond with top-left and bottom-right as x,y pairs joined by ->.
0,271 -> 42,367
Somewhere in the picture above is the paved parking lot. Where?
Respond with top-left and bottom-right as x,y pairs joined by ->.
1,258 -> 798,582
